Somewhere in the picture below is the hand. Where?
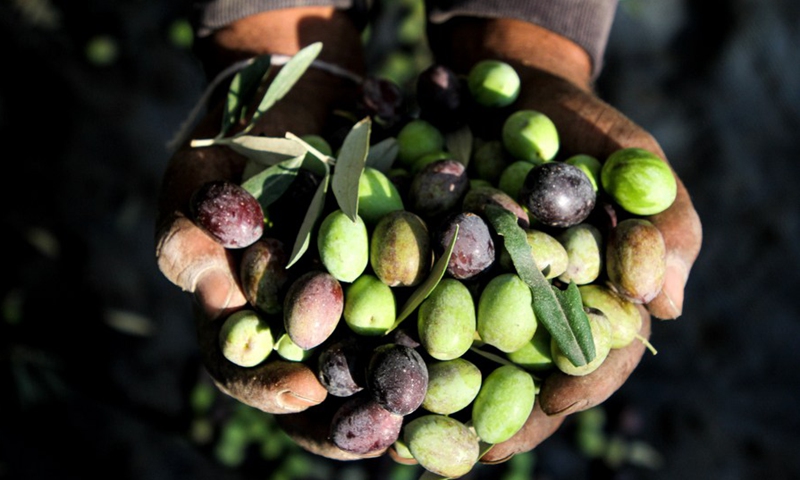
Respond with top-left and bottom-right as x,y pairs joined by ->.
426,17 -> 702,463
154,7 -> 371,459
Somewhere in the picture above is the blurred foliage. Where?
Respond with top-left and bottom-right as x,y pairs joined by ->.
3,288 -> 24,325
364,0 -> 433,89
188,379 -> 300,473
499,451 -> 536,480
85,35 -> 119,66
10,0 -> 60,30
574,407 -> 663,471
169,18 -> 194,49
187,378 -> 426,479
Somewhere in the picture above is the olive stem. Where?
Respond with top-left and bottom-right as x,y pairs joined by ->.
635,333 -> 658,355
468,346 -> 514,367
285,132 -> 336,165
190,138 -> 218,148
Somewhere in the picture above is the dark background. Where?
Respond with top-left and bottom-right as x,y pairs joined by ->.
2,0 -> 799,479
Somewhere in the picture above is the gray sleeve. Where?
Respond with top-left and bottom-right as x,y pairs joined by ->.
192,0 -> 356,37
426,0 -> 619,77
192,0 -> 618,76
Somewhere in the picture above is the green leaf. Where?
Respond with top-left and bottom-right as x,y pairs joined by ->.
485,205 -> 594,367
332,117 -> 371,221
445,125 -> 473,167
240,154 -> 305,210
286,172 -> 330,268
389,225 -> 459,333
479,442 -> 495,461
365,137 -> 399,173
219,136 -> 308,166
245,42 -> 323,133
221,55 -> 272,137
285,132 -> 335,177
553,281 -> 595,362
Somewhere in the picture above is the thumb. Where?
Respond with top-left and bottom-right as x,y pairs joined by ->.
646,177 -> 703,320
156,214 -> 247,320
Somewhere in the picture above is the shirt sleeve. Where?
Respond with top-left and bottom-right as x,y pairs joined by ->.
192,0 -> 618,77
426,0 -> 619,78
192,0 -> 358,37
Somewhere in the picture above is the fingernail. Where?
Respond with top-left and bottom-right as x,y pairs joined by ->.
277,391 -> 318,412
546,399 -> 589,417
657,259 -> 688,319
480,453 -> 513,465
194,269 -> 234,320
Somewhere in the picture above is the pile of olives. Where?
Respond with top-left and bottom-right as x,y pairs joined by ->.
189,55 -> 675,478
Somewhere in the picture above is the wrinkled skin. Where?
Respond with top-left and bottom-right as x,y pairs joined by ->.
155,9 -> 701,465
155,6 -> 366,419
427,16 -> 702,461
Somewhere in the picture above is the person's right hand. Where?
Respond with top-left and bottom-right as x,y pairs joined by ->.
154,7 -> 377,460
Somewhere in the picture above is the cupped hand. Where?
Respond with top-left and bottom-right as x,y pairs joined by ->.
426,16 -> 702,462
155,7 -> 373,460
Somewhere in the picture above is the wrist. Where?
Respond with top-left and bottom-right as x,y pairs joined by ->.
192,7 -> 365,138
428,17 -> 592,92
197,7 -> 365,79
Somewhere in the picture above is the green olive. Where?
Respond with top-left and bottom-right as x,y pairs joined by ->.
396,119 -> 445,168
601,147 -> 677,215
502,110 -> 559,163
565,154 -> 602,192
467,60 -> 521,108
218,309 -> 274,367
343,274 -> 396,335
417,279 -> 476,361
471,364 -> 536,444
477,273 -> 537,353
317,209 -> 369,283
357,167 -> 404,225
498,160 -> 537,200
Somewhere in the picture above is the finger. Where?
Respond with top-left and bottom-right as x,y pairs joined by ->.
195,304 -> 328,414
155,104 -> 251,320
156,215 -> 248,320
646,176 -> 703,319
275,399 -> 385,461
538,308 -> 651,416
479,402 -> 565,464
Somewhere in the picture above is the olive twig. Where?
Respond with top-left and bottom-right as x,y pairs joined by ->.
468,346 -> 514,367
634,333 -> 658,355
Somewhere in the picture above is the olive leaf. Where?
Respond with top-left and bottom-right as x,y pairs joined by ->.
479,442 -> 495,462
552,281 -> 595,362
244,42 -> 323,134
285,132 -> 335,177
389,225 -> 459,333
286,171 -> 330,268
445,125 -> 473,168
365,137 -> 398,173
220,55 -> 272,137
332,117 -> 371,221
240,153 -> 306,210
485,205 -> 595,367
201,136 -> 308,166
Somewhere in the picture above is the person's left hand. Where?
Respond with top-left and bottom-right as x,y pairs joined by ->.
425,16 -> 702,464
